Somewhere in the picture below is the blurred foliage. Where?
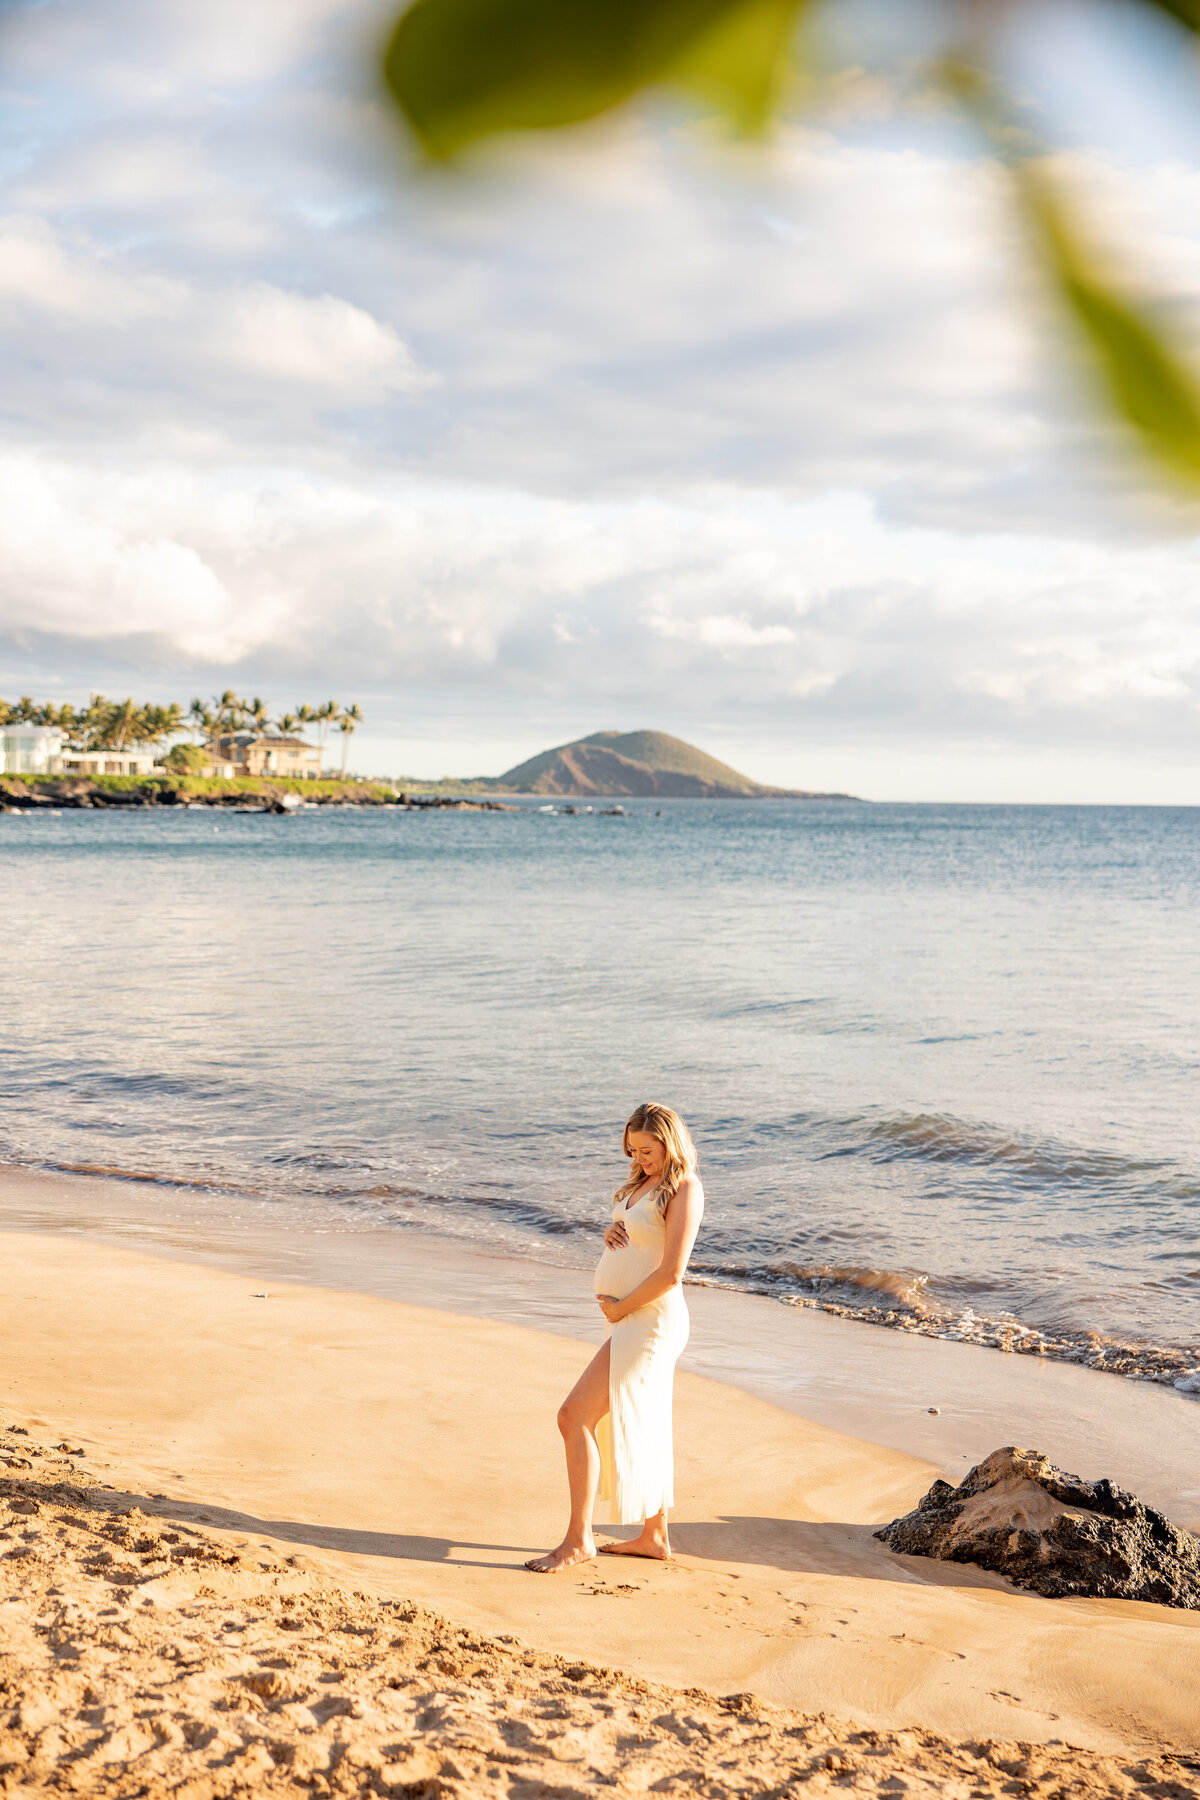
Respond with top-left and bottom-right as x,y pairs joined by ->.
0,693 -> 364,757
1018,162 -> 1200,486
0,695 -> 184,749
383,0 -> 1200,491
1145,0 -> 1200,27
385,0 -> 810,157
163,742 -> 209,774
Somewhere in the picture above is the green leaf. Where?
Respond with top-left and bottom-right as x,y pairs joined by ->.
1016,164 -> 1200,485
1138,0 -> 1200,31
382,0 -> 807,159
668,0 -> 807,134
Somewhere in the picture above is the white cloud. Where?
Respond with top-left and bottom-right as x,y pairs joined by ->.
2,452 -> 1197,756
0,0 -> 373,96
0,215 -> 179,322
651,614 -> 798,650
0,212 -> 430,423
212,282 -> 429,392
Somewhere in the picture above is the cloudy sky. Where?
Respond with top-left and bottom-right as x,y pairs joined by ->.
2,0 -> 1200,798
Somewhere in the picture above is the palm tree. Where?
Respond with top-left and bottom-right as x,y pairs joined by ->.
189,697 -> 214,744
247,696 -> 270,736
137,702 -> 184,748
78,696 -> 109,751
276,711 -> 299,736
212,689 -> 242,742
336,703 -> 363,777
296,704 -> 315,745
14,696 -> 37,722
293,704 -> 318,774
313,701 -> 338,777
107,699 -> 140,750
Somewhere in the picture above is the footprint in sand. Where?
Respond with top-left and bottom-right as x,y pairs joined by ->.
990,1689 -> 1060,1720
889,1634 -> 966,1661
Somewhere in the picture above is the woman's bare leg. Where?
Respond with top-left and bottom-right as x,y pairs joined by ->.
526,1340 -> 610,1574
598,1505 -> 671,1560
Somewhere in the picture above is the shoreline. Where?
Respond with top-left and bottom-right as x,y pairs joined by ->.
0,774 -> 514,812
2,1164 -> 1198,1529
1,1222 -> 1199,1774
0,775 -> 861,811
688,1266 -> 1200,1397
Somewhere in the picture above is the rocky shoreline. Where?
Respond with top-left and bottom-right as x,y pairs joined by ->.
0,778 -> 515,815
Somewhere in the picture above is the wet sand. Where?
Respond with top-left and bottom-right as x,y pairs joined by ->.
3,1164 -> 1197,1530
1,1220 -> 1199,1789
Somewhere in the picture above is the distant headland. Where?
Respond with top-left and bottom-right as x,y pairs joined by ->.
487,730 -> 853,800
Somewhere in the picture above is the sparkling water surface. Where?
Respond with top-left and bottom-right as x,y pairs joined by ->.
1,800 -> 1197,1370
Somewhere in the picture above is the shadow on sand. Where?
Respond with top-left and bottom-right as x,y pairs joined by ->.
82,1484 -> 1014,1593
668,1516 -> 1015,1593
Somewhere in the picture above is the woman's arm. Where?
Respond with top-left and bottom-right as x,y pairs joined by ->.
598,1177 -> 704,1322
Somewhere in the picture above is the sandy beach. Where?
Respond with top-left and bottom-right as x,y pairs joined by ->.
2,1210 -> 1199,1796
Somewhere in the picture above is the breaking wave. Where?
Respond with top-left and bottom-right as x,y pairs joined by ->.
688,1255 -> 1200,1395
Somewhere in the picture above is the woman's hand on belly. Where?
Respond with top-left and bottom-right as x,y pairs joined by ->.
603,1218 -> 629,1250
597,1293 -> 627,1324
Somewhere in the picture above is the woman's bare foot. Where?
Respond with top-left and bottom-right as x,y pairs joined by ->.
598,1528 -> 671,1561
525,1537 -> 596,1574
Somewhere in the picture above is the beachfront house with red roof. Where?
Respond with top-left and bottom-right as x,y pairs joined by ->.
203,732 -> 322,779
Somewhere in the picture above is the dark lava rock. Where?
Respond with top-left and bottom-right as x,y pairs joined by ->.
875,1445 -> 1200,1608
0,780 -> 52,808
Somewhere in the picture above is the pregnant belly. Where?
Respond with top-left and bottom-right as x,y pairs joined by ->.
593,1242 -> 651,1300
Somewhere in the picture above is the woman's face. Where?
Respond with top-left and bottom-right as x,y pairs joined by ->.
628,1129 -> 667,1179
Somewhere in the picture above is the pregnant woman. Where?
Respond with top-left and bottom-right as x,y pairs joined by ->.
526,1102 -> 704,1574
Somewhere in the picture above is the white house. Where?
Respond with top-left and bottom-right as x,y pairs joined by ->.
60,747 -> 161,777
0,725 -> 64,775
1,724 -> 165,778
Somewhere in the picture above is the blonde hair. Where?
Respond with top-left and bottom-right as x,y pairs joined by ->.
613,1102 -> 697,1216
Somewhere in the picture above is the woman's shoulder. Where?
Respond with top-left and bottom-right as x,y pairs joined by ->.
674,1172 -> 704,1205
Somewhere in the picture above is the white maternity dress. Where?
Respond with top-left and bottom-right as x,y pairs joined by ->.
592,1186 -> 690,1525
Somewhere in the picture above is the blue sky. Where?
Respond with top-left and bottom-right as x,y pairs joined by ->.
2,0 -> 1200,798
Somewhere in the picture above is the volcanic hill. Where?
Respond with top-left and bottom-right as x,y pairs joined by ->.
494,731 -> 850,799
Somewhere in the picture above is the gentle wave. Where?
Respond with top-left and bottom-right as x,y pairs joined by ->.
3,1148 -> 602,1244
339,1186 -> 600,1240
14,1157 -> 268,1197
824,1110 -> 1200,1201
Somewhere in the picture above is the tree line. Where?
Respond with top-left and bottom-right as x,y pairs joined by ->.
0,691 -> 365,776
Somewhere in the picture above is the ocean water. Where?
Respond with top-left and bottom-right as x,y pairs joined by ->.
1,799 -> 1197,1388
